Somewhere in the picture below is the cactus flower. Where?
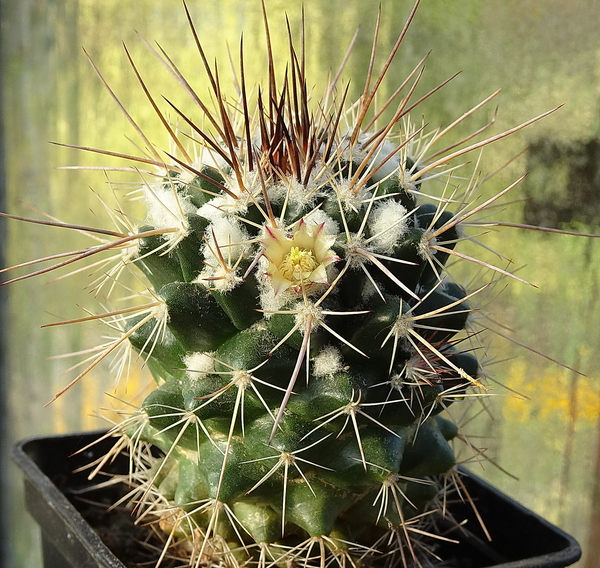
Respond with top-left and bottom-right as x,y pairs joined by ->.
263,220 -> 339,295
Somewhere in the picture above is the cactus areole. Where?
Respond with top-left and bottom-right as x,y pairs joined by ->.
4,2 -> 572,567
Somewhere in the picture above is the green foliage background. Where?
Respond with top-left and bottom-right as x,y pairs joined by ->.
3,0 -> 600,566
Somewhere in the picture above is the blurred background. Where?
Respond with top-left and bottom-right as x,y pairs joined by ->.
2,0 -> 600,566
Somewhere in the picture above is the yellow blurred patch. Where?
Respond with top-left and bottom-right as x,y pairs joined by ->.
503,358 -> 600,423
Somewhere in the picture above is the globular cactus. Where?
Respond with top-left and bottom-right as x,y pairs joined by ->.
3,3 -> 561,568
124,146 -> 474,564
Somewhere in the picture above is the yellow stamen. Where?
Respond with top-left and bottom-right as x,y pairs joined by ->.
279,246 -> 318,284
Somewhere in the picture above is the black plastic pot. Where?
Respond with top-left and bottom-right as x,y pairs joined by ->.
13,430 -> 582,568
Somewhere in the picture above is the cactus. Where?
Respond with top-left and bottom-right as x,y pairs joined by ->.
3,3 -> 571,568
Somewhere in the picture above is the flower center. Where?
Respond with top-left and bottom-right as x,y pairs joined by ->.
279,246 -> 318,284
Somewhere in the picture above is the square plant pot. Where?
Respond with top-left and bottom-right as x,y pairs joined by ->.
13,430 -> 582,568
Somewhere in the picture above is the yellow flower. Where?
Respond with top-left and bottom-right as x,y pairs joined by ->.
263,219 -> 339,295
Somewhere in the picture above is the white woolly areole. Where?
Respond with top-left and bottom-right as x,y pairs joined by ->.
368,200 -> 408,254
271,179 -> 313,210
268,167 -> 322,216
205,217 -> 250,259
144,183 -> 197,229
335,179 -> 371,216
184,352 -> 215,383
313,346 -> 344,377
196,166 -> 260,221
227,168 -> 261,204
198,217 -> 252,290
